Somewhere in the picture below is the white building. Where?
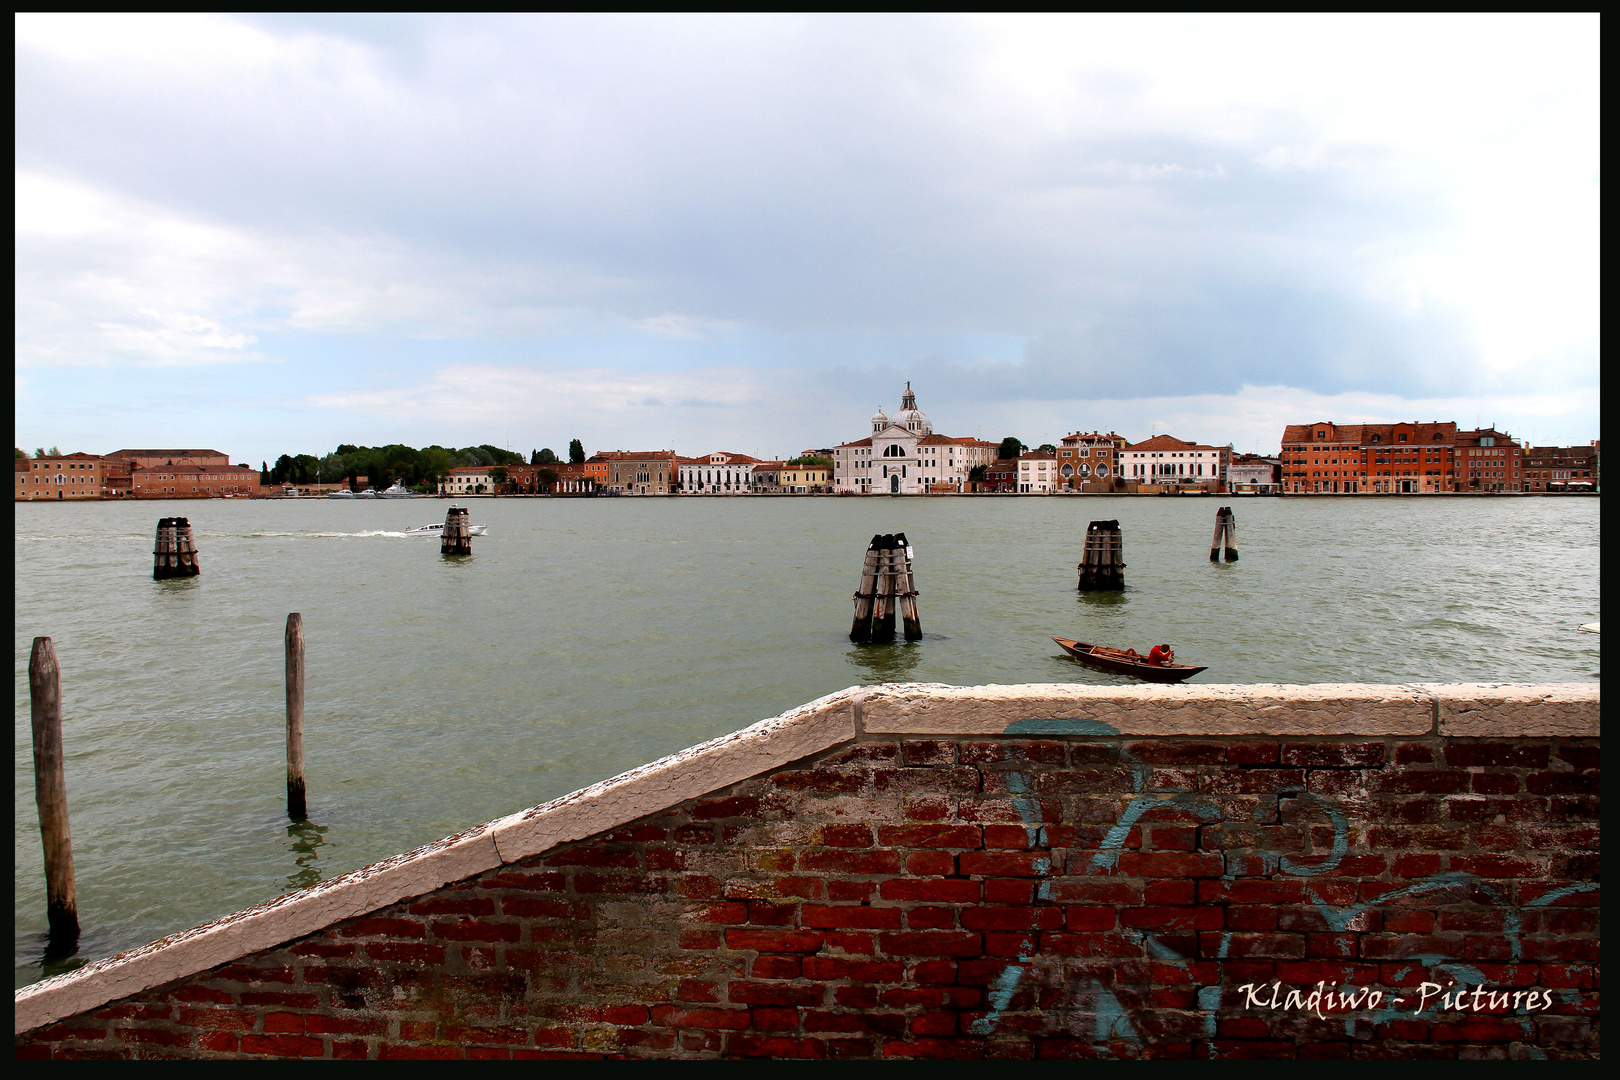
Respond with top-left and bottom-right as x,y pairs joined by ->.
1016,450 -> 1058,493
1228,455 -> 1281,494
678,452 -> 759,494
442,465 -> 493,495
1117,435 -> 1231,490
832,384 -> 998,494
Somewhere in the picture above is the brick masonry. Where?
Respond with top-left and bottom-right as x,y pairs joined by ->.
15,716 -> 1599,1059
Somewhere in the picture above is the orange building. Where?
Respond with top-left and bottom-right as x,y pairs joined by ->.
15,452 -> 126,500
1279,421 -> 1459,494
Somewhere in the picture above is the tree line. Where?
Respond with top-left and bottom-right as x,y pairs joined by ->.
262,439 -> 587,491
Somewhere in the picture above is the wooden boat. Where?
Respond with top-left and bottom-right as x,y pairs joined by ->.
1051,637 -> 1207,683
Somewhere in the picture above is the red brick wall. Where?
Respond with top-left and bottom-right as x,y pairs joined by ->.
16,735 -> 1600,1059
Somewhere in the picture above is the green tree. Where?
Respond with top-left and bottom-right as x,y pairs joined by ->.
490,466 -> 509,488
968,464 -> 989,482
1037,443 -> 1057,454
14,447 -> 26,459
271,454 -> 296,484
47,446 -> 60,457
419,447 -> 456,490
34,448 -> 46,458
536,447 -> 558,465
537,466 -> 558,492
261,461 -> 270,484
569,439 -> 585,464
998,437 -> 1025,460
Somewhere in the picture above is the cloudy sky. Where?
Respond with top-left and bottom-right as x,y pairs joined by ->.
15,14 -> 1599,462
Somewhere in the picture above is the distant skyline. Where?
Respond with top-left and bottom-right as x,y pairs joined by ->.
16,14 -> 1599,462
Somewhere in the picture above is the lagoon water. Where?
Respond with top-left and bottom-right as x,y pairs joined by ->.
13,495 -> 1600,987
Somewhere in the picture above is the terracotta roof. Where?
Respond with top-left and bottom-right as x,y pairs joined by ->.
1020,450 -> 1056,460
1123,434 -> 1207,452
836,437 -> 874,449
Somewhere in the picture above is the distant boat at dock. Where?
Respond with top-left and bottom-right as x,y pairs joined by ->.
377,480 -> 420,499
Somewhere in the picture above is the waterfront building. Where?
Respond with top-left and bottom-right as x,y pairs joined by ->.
595,451 -> 677,495
750,462 -> 786,493
129,461 -> 261,498
1279,421 -> 1459,494
16,452 -> 127,501
443,465 -> 494,495
981,457 -> 1018,492
1056,432 -> 1126,491
832,384 -> 997,494
583,454 -> 611,490
1522,443 -> 1599,492
1228,454 -> 1282,494
678,452 -> 760,494
1117,435 -> 1230,491
1016,450 -> 1058,493
779,461 -> 831,493
1453,428 -> 1524,493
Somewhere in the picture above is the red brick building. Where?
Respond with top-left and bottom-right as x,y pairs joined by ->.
130,462 -> 261,499
1453,428 -> 1524,493
1056,432 -> 1126,491
1522,443 -> 1599,492
15,452 -> 127,500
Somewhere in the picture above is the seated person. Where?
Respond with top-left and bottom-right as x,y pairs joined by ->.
1147,643 -> 1174,666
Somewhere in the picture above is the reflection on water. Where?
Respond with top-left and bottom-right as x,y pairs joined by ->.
284,821 -> 331,893
1077,588 -> 1129,610
846,641 -> 923,682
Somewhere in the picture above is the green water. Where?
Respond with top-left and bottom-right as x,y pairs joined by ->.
13,495 -> 1600,987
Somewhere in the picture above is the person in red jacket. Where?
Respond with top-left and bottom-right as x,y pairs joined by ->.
1147,643 -> 1174,666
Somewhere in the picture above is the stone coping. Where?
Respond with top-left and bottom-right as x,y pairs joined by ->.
14,681 -> 1598,1035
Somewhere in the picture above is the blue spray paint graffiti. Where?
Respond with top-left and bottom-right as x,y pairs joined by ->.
967,735 -> 1598,1055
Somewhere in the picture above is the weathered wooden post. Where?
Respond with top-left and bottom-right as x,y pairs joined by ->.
153,517 -> 200,579
1210,506 -> 1238,562
893,531 -> 922,641
29,637 -> 79,949
872,537 -> 898,642
1078,519 -> 1125,590
442,505 -> 472,556
285,613 -> 307,820
849,535 -> 882,643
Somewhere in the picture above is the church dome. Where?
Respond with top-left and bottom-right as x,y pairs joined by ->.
872,409 -> 889,433
891,382 -> 932,436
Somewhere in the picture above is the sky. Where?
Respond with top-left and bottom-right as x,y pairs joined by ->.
15,14 -> 1600,463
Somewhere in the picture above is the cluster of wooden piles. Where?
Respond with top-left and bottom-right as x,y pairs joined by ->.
849,533 -> 921,642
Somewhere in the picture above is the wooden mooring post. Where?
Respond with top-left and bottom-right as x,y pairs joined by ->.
29,636 -> 79,950
152,516 -> 201,579
1210,506 -> 1238,562
850,533 -> 922,642
442,506 -> 472,556
285,613 -> 307,820
1077,519 -> 1125,590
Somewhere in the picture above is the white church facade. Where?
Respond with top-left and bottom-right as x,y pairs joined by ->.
832,384 -> 998,494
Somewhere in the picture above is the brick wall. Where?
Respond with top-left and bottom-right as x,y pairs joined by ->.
16,716 -> 1599,1059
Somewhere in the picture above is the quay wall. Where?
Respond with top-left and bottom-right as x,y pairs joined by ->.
15,683 -> 1600,1060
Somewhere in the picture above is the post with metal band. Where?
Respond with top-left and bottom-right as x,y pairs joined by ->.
285,613 -> 307,820
30,636 -> 80,950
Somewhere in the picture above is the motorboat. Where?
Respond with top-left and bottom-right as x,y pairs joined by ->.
403,521 -> 488,537
327,489 -> 357,499
377,479 -> 421,499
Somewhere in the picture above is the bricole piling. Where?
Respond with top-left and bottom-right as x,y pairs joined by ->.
29,636 -> 80,950
285,614 -> 307,821
1078,519 -> 1125,590
1210,506 -> 1238,562
850,533 -> 921,643
152,517 -> 200,579
442,506 -> 472,556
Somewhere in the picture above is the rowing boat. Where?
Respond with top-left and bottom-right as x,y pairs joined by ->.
1051,636 -> 1207,683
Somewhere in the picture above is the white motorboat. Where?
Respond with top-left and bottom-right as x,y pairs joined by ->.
377,479 -> 421,499
327,489 -> 357,499
403,521 -> 488,537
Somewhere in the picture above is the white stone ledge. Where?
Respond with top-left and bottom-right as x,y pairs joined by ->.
13,682 -> 1596,1035
1433,683 -> 1601,737
861,682 -> 1441,736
